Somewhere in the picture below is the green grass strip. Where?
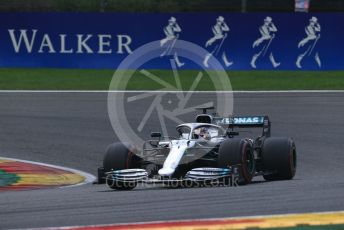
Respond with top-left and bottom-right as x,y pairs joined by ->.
0,68 -> 344,90
0,169 -> 20,187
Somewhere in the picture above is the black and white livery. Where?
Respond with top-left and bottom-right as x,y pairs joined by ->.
97,107 -> 297,190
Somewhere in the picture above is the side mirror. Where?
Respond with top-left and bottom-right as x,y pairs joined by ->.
226,131 -> 239,137
151,132 -> 162,138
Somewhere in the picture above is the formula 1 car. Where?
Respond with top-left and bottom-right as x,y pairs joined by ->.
97,107 -> 297,190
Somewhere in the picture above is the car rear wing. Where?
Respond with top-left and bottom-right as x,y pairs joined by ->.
213,116 -> 271,137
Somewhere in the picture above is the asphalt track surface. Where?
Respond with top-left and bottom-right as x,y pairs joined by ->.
1,92 -> 344,229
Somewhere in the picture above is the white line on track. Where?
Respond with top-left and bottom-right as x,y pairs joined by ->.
0,156 -> 96,187
0,90 -> 344,93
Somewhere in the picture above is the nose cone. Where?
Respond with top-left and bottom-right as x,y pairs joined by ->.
158,167 -> 175,176
158,140 -> 190,177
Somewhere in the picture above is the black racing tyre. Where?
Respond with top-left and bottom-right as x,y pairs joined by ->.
103,142 -> 137,190
262,138 -> 297,181
103,142 -> 134,172
218,138 -> 255,185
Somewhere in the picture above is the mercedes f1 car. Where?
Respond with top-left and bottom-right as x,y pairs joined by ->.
97,107 -> 297,190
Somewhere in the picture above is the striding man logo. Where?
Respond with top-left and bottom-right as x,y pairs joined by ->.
203,16 -> 233,68
250,16 -> 280,69
296,16 -> 321,68
160,16 -> 184,67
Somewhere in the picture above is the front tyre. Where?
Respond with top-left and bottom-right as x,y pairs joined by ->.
218,138 -> 255,185
103,142 -> 135,172
103,142 -> 137,190
262,138 -> 297,181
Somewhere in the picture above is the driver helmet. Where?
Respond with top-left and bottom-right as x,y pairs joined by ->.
199,127 -> 210,140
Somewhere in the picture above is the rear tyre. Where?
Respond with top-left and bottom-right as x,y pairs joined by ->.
218,138 -> 255,185
103,142 -> 137,190
262,138 -> 297,181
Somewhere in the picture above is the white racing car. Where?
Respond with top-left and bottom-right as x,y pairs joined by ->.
97,107 -> 297,190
